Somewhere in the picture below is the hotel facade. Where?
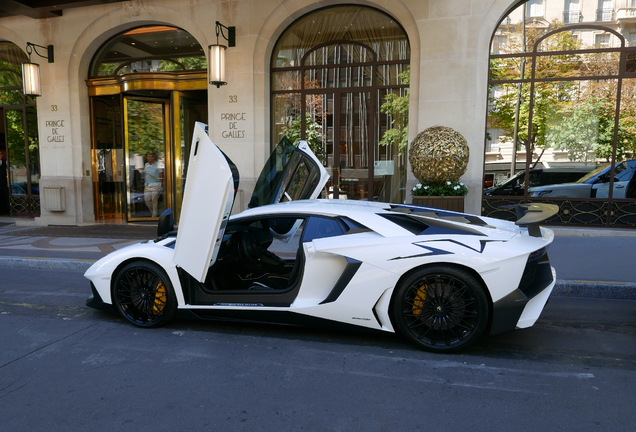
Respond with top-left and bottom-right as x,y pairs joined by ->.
0,0 -> 634,227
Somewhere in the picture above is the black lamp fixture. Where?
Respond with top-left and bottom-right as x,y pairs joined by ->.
209,21 -> 235,88
22,42 -> 54,97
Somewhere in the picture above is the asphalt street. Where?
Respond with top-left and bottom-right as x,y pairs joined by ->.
0,223 -> 634,431
0,221 -> 635,299
0,265 -> 634,432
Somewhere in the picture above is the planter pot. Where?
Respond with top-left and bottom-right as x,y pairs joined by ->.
412,196 -> 465,212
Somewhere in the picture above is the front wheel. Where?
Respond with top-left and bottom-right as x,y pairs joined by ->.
112,261 -> 177,327
392,266 -> 489,353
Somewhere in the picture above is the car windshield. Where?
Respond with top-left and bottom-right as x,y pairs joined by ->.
576,162 -> 611,184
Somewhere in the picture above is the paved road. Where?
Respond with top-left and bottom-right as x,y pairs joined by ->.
0,223 -> 635,298
0,266 -> 634,432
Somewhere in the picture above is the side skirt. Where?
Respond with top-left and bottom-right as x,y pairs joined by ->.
179,308 -> 380,333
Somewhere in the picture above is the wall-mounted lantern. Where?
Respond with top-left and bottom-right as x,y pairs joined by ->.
209,21 -> 235,88
21,42 -> 54,97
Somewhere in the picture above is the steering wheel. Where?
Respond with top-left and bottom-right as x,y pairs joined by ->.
238,230 -> 261,264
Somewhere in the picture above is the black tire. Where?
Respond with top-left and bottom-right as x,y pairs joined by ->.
112,261 -> 177,327
392,266 -> 489,353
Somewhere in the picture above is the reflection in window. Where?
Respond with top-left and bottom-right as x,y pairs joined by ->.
271,5 -> 410,203
526,0 -> 545,18
0,42 -> 40,216
485,0 -> 636,227
90,26 -> 206,77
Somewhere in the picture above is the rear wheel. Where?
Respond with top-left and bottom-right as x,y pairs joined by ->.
392,266 -> 489,353
112,261 -> 177,327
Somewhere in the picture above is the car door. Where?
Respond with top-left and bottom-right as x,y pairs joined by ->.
249,137 -> 329,208
173,123 -> 237,282
175,128 -> 329,283
593,161 -> 636,199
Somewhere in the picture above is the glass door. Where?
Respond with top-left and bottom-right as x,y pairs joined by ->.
321,90 -> 374,200
91,91 -> 207,223
124,97 -> 170,221
174,90 -> 207,218
92,96 -> 124,221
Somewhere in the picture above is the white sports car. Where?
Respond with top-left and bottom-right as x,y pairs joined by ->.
86,123 -> 558,352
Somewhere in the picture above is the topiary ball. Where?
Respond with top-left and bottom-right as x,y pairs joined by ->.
409,126 -> 469,185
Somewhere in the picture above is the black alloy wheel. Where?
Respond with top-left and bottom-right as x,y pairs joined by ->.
112,261 -> 177,327
392,266 -> 489,353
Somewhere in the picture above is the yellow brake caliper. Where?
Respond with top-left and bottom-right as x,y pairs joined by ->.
153,282 -> 167,314
413,283 -> 428,316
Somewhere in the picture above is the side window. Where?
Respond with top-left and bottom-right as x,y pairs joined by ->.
281,154 -> 320,202
265,217 -> 305,260
529,171 -> 542,187
303,216 -> 347,242
220,217 -> 305,262
615,163 -> 634,181
210,216 -> 306,291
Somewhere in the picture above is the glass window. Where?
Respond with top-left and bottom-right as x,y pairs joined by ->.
271,5 -> 410,203
89,26 -> 206,77
303,216 -> 347,241
526,0 -> 545,18
0,42 -> 39,217
485,1 -> 636,227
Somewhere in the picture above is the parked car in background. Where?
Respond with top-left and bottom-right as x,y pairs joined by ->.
529,160 -> 636,198
10,183 -> 39,195
485,167 -> 594,196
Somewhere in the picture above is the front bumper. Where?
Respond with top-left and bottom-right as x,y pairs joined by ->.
86,282 -> 116,313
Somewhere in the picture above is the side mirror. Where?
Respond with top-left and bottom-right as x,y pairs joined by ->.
157,208 -> 174,237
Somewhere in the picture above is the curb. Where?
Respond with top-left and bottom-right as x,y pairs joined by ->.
1,256 -> 635,300
552,280 -> 636,300
0,256 -> 96,272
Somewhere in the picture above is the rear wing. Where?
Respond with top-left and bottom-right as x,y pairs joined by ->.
502,203 -> 559,237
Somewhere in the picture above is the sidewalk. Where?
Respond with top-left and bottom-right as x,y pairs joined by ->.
0,220 -> 634,300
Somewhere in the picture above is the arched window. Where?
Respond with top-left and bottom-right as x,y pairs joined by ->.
271,6 -> 410,202
0,41 -> 39,217
484,1 -> 636,227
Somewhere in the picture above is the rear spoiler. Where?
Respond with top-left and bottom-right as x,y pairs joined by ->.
502,203 -> 559,237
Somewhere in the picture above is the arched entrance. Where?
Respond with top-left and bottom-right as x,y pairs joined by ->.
87,26 -> 208,222
0,41 -> 40,218
271,6 -> 410,202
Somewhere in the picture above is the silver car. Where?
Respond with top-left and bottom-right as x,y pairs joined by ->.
529,160 -> 636,199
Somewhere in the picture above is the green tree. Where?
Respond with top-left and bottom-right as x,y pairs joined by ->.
379,68 -> 409,154
277,76 -> 326,162
127,100 -> 164,157
280,115 -> 325,162
489,23 -> 582,161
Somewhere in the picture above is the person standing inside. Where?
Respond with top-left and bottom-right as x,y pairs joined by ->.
143,152 -> 163,217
